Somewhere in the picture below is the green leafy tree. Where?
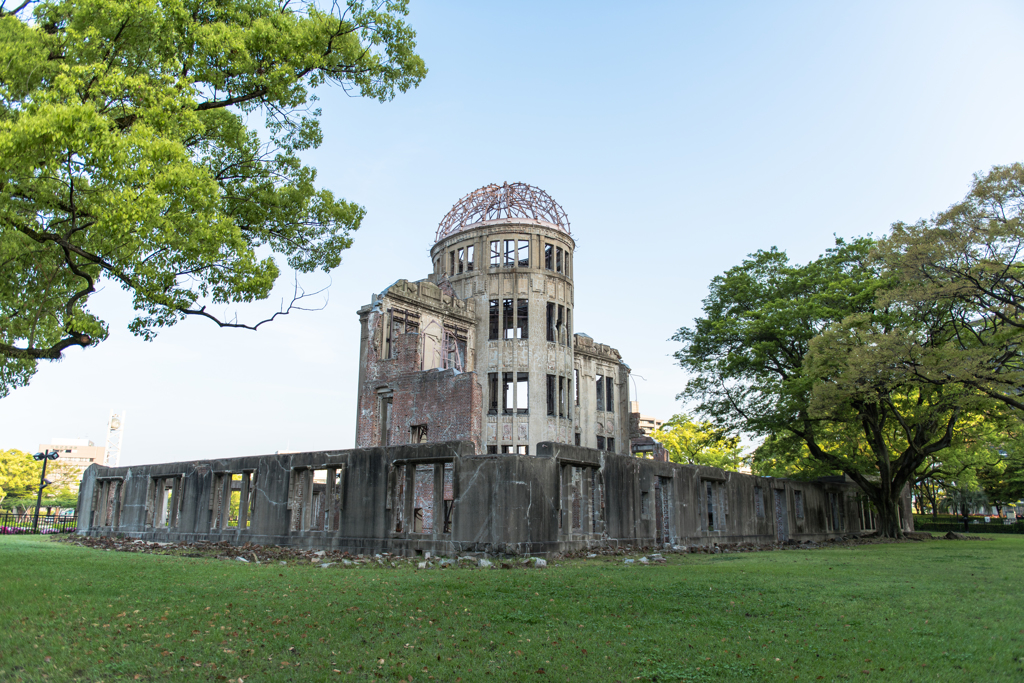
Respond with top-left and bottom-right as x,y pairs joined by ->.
675,237 -> 993,537
877,163 -> 1024,414
0,448 -> 38,504
649,414 -> 747,470
0,0 -> 426,397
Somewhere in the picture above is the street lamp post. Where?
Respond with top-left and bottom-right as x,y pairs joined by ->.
32,450 -> 59,534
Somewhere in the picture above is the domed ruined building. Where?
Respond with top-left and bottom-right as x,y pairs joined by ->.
355,182 -> 627,457
76,184 -> 912,556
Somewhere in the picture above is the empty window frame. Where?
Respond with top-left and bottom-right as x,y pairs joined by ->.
556,247 -> 563,273
544,243 -> 554,270
443,462 -> 454,533
413,465 -> 434,533
515,445 -> 528,455
556,305 -> 564,345
487,445 -> 498,454
566,308 -> 572,341
488,372 -> 499,414
389,464 -> 406,533
705,481 -> 717,531
547,374 -> 556,416
517,239 -> 529,267
457,247 -> 465,274
504,239 -> 516,266
558,376 -> 565,417
148,475 -> 184,529
386,308 -> 420,359
826,491 -> 842,531
795,490 -> 806,519
411,424 -> 428,443
574,368 -> 580,405
607,438 -> 615,453
91,478 -> 125,529
859,498 -> 877,531
596,374 -> 605,410
501,445 -> 514,453
546,302 -> 556,342
566,375 -> 573,419
605,376 -> 614,412
466,245 -> 475,272
516,372 -> 529,414
596,435 -> 605,450
449,251 -> 455,275
502,372 -> 513,414
502,372 -> 529,414
442,325 -> 467,370
489,299 -> 499,340
754,485 -> 765,518
516,299 -> 529,339
490,240 -> 501,267
575,433 -> 581,446
287,467 -> 345,532
379,396 -> 393,447
503,298 -> 515,339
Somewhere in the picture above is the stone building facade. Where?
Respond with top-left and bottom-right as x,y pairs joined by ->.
355,183 -> 629,457
75,182 -> 914,554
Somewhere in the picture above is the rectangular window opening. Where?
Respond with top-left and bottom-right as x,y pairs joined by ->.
489,299 -> 499,340
443,463 -> 454,533
558,376 -> 565,417
596,435 -> 605,451
547,374 -> 556,416
574,368 -> 580,405
516,299 -> 529,339
411,424 -> 428,443
466,245 -> 474,272
503,298 -> 515,339
606,376 -> 614,412
502,372 -> 513,414
557,305 -> 564,345
517,239 -> 529,267
544,244 -> 553,270
596,374 -> 605,411
607,437 -> 615,453
556,247 -> 563,273
490,240 -> 501,267
516,372 -> 529,414
457,247 -> 464,274
413,465 -> 434,533
546,302 -> 556,342
488,372 -> 498,414
504,239 -> 515,266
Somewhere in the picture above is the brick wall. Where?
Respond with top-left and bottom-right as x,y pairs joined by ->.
356,311 -> 482,452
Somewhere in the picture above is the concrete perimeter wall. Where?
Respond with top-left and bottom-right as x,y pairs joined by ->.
77,442 -> 911,557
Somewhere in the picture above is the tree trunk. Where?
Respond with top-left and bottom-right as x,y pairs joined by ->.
865,488 -> 906,539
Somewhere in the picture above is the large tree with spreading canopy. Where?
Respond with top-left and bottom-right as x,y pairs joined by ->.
0,0 -> 426,396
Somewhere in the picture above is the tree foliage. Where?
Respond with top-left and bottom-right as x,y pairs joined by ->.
649,414 -> 746,470
0,448 -> 39,503
674,237 -> 995,537
877,163 -> 1024,413
0,0 -> 426,396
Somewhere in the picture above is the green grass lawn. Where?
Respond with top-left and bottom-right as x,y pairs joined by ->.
1,536 -> 1022,682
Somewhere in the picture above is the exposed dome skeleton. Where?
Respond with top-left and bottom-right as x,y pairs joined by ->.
436,182 -> 571,242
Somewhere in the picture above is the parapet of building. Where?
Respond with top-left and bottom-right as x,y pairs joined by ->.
76,441 -> 912,556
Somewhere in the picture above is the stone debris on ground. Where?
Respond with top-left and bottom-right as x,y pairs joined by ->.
55,530 -> 981,570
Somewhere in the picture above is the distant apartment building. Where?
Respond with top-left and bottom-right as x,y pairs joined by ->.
38,438 -> 106,490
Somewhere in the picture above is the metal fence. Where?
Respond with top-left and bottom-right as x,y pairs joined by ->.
0,512 -> 78,535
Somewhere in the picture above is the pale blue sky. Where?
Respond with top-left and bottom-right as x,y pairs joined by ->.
4,1 -> 1024,463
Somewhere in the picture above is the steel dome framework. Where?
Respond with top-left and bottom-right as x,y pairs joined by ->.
436,182 -> 570,242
